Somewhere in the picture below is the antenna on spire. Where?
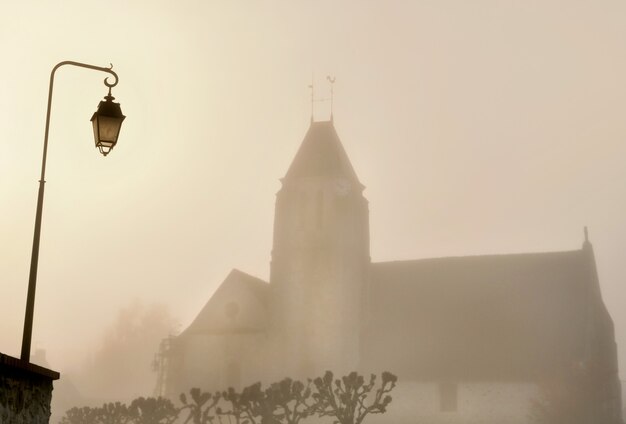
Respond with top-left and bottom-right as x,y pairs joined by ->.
584,226 -> 589,242
327,75 -> 336,121
308,74 -> 335,122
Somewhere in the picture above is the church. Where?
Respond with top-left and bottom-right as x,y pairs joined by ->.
163,118 -> 622,424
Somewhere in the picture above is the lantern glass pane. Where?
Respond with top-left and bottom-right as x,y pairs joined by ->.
92,118 -> 99,145
98,143 -> 113,156
98,116 -> 121,142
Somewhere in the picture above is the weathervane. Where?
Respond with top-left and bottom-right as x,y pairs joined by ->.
327,75 -> 336,121
308,74 -> 336,122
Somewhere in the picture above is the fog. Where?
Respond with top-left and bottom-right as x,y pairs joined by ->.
1,0 -> 626,421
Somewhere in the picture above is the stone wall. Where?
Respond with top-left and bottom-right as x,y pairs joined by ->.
0,353 -> 59,424
369,381 -> 539,424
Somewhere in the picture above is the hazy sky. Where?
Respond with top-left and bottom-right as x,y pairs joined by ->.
2,0 -> 626,382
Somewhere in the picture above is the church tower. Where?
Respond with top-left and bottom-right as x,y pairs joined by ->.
269,120 -> 370,378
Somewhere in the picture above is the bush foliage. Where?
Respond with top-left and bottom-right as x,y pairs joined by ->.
59,371 -> 397,424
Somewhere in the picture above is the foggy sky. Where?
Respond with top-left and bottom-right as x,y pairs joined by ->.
2,0 -> 626,383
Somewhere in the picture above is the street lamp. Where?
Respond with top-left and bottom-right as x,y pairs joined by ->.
20,60 -> 126,362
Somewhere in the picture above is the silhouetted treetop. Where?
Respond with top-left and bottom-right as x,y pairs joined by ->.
312,371 -> 397,424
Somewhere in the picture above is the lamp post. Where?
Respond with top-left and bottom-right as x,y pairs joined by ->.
21,60 -> 126,362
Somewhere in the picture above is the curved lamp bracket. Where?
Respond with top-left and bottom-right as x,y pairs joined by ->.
20,59 -> 122,362
52,60 -> 119,90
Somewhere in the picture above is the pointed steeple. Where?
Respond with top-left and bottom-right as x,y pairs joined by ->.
271,118 -> 370,379
284,120 -> 361,184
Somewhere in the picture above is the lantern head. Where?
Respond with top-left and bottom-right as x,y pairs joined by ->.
90,91 -> 125,156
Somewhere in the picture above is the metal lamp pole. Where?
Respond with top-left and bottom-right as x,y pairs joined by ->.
21,61 -> 124,362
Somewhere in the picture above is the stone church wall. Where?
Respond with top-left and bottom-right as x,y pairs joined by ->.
0,353 -> 59,424
167,332 -> 268,397
367,381 -> 538,424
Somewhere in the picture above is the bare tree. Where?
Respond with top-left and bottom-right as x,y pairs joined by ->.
59,371 -> 397,424
179,388 -> 221,424
59,406 -> 99,424
97,402 -> 131,424
127,397 -> 179,424
311,371 -> 397,424
263,378 -> 314,424
238,383 -> 272,424
236,378 -> 314,424
217,387 -> 248,424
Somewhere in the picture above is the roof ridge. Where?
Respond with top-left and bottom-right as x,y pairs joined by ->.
229,268 -> 268,286
372,249 -> 585,266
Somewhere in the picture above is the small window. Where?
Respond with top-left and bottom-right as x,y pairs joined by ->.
439,382 -> 458,412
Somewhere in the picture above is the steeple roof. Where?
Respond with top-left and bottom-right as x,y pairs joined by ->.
284,120 -> 361,183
